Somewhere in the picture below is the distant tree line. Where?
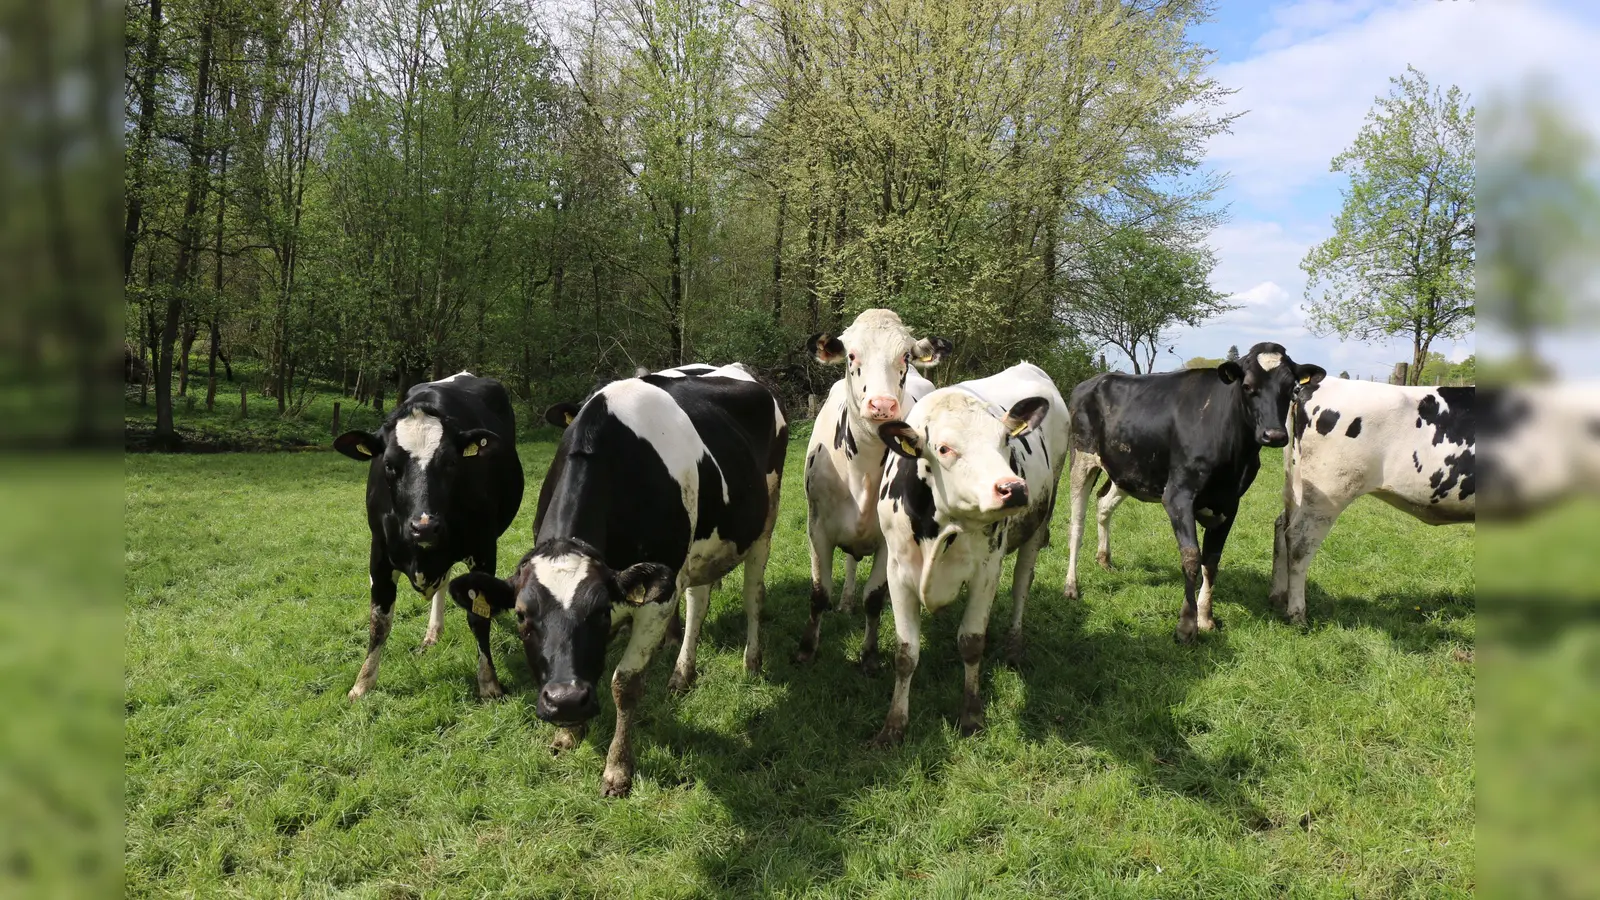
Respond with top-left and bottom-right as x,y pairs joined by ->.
123,0 -> 1235,444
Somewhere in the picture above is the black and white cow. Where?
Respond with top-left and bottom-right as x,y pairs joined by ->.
449,363 -> 786,797
334,372 -> 525,700
1271,379 -> 1475,624
799,309 -> 951,667
1063,343 -> 1327,642
870,363 -> 1068,745
1477,384 -> 1600,518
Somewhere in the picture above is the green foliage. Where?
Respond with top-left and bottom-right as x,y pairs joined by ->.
1186,356 -> 1224,370
124,441 -> 1475,896
1300,67 -> 1474,385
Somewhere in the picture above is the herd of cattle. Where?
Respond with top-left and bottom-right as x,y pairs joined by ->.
331,309 -> 1484,797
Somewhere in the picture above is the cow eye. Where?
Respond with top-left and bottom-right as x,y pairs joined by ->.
384,461 -> 400,479
937,444 -> 953,457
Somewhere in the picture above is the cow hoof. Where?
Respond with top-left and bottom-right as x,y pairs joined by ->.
958,714 -> 985,737
1174,624 -> 1199,645
1064,583 -> 1080,601
1268,591 -> 1287,612
346,685 -> 369,701
477,682 -> 506,701
414,636 -> 438,655
1197,617 -> 1222,633
1005,633 -> 1026,667
868,725 -> 905,749
1096,552 -> 1113,571
601,771 -> 633,798
792,646 -> 818,665
666,668 -> 697,696
838,598 -> 856,616
743,650 -> 762,675
857,651 -> 882,676
1283,610 -> 1307,627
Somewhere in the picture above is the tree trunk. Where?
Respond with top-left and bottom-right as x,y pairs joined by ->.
178,320 -> 198,396
123,0 -> 163,282
669,200 -> 686,365
155,5 -> 215,445
205,318 -> 220,411
770,189 -> 787,326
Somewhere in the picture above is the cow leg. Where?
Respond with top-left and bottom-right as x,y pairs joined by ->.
465,550 -> 506,700
1285,509 -> 1336,626
1163,486 -> 1203,644
739,539 -> 772,675
349,543 -> 398,699
796,518 -> 833,662
870,570 -> 921,748
958,560 -> 1002,736
1095,481 -> 1128,570
1196,516 -> 1234,633
419,578 -> 448,651
1269,510 -> 1290,612
668,584 -> 711,694
839,553 -> 860,615
1005,524 -> 1048,665
1064,451 -> 1102,600
858,553 -> 889,674
603,600 -> 673,798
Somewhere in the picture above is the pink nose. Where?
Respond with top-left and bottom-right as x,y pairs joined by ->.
994,479 -> 1028,509
865,396 -> 900,420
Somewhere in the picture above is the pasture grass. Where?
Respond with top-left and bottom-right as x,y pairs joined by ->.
125,439 -> 1474,898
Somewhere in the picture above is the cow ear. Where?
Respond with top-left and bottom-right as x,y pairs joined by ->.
449,572 -> 516,618
1294,364 -> 1327,388
614,562 -> 675,607
456,428 -> 499,458
544,402 -> 581,428
808,332 -> 846,365
879,421 -> 922,459
334,431 -> 383,461
1217,362 -> 1244,384
912,336 -> 952,367
1002,397 -> 1049,438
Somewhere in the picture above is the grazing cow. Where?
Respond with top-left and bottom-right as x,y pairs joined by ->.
1477,384 -> 1600,518
449,363 -> 786,796
1271,379 -> 1476,624
798,309 -> 951,667
334,372 -> 525,700
1064,343 -> 1327,642
871,363 -> 1067,745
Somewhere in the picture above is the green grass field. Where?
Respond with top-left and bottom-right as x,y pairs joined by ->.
125,434 -> 1474,898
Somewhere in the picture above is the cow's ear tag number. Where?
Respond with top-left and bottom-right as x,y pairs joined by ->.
462,437 -> 487,458
470,590 -> 492,618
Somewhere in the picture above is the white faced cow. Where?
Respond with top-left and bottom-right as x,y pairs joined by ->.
871,363 -> 1068,746
799,309 -> 951,669
334,372 -> 524,701
1271,379 -> 1475,624
449,363 -> 786,797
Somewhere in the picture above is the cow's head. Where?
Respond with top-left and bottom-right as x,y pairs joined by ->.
810,309 -> 951,424
448,540 -> 674,725
881,392 -> 1049,523
1216,343 -> 1325,448
334,405 -> 503,585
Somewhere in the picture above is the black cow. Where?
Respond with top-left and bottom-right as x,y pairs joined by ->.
1063,343 -> 1326,642
334,372 -> 525,700
449,363 -> 787,797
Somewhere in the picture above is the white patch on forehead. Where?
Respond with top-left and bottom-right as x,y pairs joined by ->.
1257,352 -> 1283,371
533,554 -> 594,609
394,409 -> 445,468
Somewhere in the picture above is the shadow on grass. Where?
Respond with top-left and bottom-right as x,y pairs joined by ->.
1218,568 -> 1474,653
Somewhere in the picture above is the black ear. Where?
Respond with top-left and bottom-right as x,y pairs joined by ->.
1002,397 -> 1049,438
879,421 -> 921,459
1217,362 -> 1244,384
449,571 -> 516,618
912,336 -> 952,366
456,428 -> 500,457
544,402 -> 581,428
334,431 -> 383,461
614,562 -> 676,607
808,332 -> 846,364
1294,364 -> 1327,388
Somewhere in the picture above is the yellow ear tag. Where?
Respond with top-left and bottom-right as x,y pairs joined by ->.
462,442 -> 479,457
1299,375 -> 1312,385
898,437 -> 917,456
918,353 -> 934,363
357,444 -> 373,456
470,590 -> 491,618
563,411 -> 575,425
1009,421 -> 1028,437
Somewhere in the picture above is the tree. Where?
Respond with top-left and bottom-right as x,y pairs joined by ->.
1479,79 -> 1600,367
1301,67 -> 1474,386
1063,229 -> 1233,374
1225,344 -> 1239,363
1185,356 -> 1224,370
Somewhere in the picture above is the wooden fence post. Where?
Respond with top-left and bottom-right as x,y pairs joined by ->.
332,402 -> 341,436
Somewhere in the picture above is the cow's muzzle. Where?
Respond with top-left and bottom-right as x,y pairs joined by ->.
995,478 -> 1029,510
1258,428 -> 1289,448
536,680 -> 599,724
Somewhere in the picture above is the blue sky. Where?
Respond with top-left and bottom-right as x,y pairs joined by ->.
1145,0 -> 1600,378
